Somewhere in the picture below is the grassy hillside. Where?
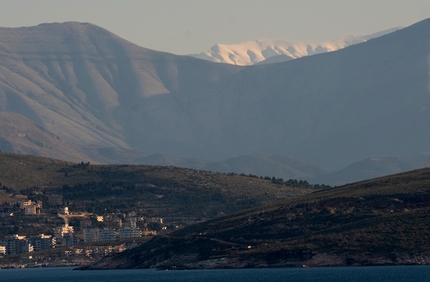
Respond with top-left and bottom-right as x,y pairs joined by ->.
0,152 -> 315,227
83,167 -> 430,269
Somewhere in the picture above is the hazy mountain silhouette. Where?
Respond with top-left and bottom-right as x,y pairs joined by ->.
0,20 -> 429,184
310,155 -> 430,186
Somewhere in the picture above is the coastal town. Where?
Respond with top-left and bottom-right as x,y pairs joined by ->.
0,194 -> 165,268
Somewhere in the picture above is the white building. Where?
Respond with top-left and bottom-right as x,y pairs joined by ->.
3,235 -> 34,255
29,234 -> 55,251
0,245 -> 6,255
141,228 -> 157,236
19,200 -> 33,208
99,228 -> 115,241
83,228 -> 100,243
24,205 -> 37,215
149,217 -> 163,224
124,218 -> 137,228
112,218 -> 122,227
62,233 -> 79,246
119,228 -> 141,239
54,225 -> 74,240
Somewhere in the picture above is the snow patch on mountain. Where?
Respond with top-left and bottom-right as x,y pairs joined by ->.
191,28 -> 400,65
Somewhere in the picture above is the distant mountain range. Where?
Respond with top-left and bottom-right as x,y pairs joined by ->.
190,28 -> 400,65
0,20 -> 430,185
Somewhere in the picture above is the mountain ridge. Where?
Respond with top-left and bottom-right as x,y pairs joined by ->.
190,27 -> 400,65
0,21 -> 241,152
0,19 -> 429,181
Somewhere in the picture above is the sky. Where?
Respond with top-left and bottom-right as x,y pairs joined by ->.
0,0 -> 429,55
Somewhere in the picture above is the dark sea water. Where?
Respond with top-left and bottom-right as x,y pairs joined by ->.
1,266 -> 430,282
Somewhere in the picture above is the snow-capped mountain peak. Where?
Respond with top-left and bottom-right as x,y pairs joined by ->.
191,27 -> 400,65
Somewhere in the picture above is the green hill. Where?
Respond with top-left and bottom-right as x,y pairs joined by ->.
0,152 -> 314,230
82,167 -> 430,269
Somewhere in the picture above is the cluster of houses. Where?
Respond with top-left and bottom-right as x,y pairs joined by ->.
0,199 -> 43,217
20,200 -> 43,215
0,206 -> 162,256
0,234 -> 55,255
81,218 -> 157,243
0,224 -> 158,256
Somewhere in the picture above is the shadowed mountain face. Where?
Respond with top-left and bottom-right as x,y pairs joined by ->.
0,112 -> 91,162
216,19 -> 430,169
0,20 -> 430,171
0,22 -> 241,157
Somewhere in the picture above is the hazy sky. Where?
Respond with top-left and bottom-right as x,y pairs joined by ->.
0,0 -> 429,54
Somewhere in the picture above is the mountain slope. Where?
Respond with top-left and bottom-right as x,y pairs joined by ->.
0,20 -> 429,171
0,22 -> 241,157
189,19 -> 430,168
83,167 -> 430,269
311,155 -> 430,186
0,112 -> 91,162
0,152 -> 314,225
133,153 -> 430,187
134,154 -> 328,180
204,155 -> 329,179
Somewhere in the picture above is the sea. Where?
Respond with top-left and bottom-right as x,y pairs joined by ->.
1,266 -> 429,282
